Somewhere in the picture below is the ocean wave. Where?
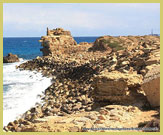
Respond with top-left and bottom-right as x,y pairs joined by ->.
3,59 -> 52,126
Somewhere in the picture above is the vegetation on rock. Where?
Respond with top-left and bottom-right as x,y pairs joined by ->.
103,39 -> 124,51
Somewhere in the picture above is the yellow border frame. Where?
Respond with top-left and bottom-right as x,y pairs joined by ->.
0,1 -> 161,135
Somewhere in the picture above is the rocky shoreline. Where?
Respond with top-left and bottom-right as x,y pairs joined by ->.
3,28 -> 160,132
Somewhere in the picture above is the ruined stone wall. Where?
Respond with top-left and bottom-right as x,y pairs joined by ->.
47,28 -> 71,36
39,28 -> 77,56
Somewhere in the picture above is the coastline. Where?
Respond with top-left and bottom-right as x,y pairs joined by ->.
3,58 -> 52,126
3,29 -> 160,132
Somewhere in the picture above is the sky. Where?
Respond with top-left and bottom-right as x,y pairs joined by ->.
3,3 -> 160,37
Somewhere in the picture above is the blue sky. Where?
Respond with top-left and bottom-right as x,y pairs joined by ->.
3,3 -> 160,37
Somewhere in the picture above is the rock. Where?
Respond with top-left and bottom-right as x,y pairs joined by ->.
99,109 -> 109,115
18,118 -> 25,123
134,58 -> 145,67
3,126 -> 9,131
85,106 -> 92,111
40,28 -> 77,56
13,120 -> 19,124
98,115 -> 106,120
145,57 -> 160,66
121,61 -> 129,66
3,53 -> 19,63
89,36 -> 113,52
78,42 -> 90,45
86,114 -> 97,120
94,120 -> 104,124
92,71 -> 143,103
69,126 -> 80,132
7,122 -> 15,127
109,117 -> 120,121
142,65 -> 160,107
138,119 -> 160,132
73,102 -> 82,111
83,121 -> 92,128
15,127 -> 22,132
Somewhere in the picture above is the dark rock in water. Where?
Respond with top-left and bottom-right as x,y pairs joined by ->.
3,53 -> 19,63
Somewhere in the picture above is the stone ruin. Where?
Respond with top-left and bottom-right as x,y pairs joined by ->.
39,28 -> 77,56
47,27 -> 71,36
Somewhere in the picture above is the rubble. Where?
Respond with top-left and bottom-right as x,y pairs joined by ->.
4,28 -> 160,132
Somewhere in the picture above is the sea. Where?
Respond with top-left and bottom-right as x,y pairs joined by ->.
3,37 -> 97,126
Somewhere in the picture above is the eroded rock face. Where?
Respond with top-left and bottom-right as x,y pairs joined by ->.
39,28 -> 77,56
3,53 -> 19,63
142,65 -> 160,107
92,71 -> 143,103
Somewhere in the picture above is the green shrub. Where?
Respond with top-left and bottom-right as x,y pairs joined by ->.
103,39 -> 124,51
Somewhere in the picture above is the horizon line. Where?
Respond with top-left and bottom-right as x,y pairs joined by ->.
3,33 -> 160,38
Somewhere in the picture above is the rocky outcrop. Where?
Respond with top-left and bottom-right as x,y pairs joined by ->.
4,33 -> 160,132
142,65 -> 160,107
91,36 -> 160,106
3,53 -> 19,63
92,71 -> 143,103
89,36 -> 113,52
89,35 -> 159,53
39,28 -> 77,56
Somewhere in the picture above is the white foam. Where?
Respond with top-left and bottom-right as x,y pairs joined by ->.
3,59 -> 52,126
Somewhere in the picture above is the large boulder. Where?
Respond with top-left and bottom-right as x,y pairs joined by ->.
3,53 -> 19,63
142,65 -> 160,107
92,71 -> 143,103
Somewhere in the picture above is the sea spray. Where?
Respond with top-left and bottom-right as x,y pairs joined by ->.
3,59 -> 52,126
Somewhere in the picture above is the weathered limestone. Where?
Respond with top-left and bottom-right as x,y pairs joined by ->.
142,65 -> 160,107
89,35 -> 160,53
47,27 -> 71,36
92,71 -> 143,103
3,53 -> 19,63
39,28 -> 77,56
89,36 -> 113,52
